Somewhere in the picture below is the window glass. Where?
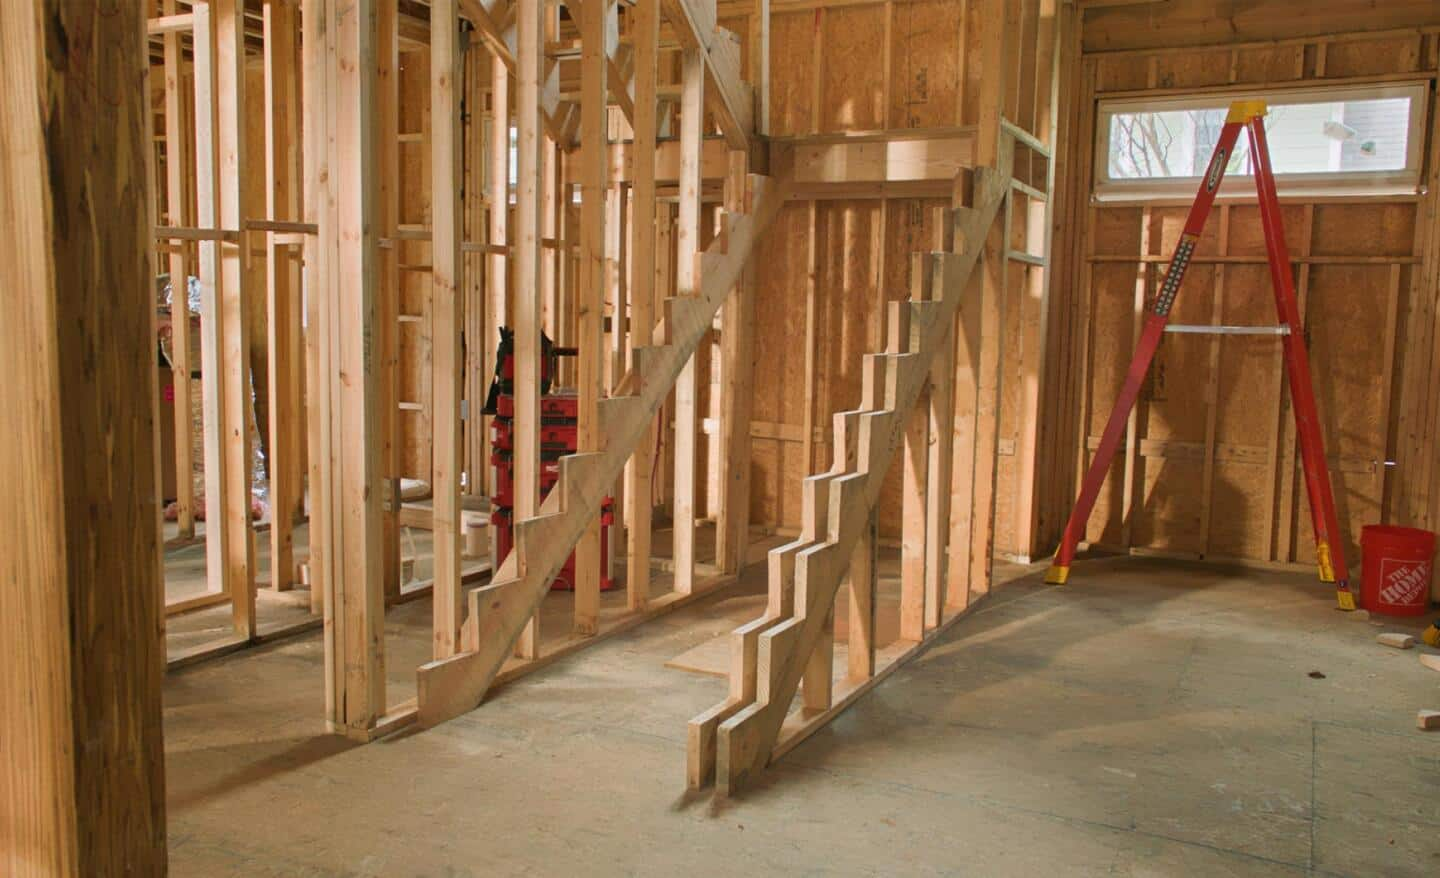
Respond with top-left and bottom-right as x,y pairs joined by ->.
1095,84 -> 1427,199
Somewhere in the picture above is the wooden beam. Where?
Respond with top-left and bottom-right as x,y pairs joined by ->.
673,46 -> 703,596
193,2 -> 238,629
302,0 -> 329,622
1,2 -> 167,869
263,0 -> 303,594
661,0 -> 755,148
432,0 -> 464,658
846,510 -> 878,680
900,372 -> 929,642
513,0 -> 544,659
716,150 -> 756,574
574,0 -> 611,635
150,11 -> 197,34
216,0 -> 257,638
320,0 -> 387,738
164,0 -> 198,541
625,0 -> 661,610
377,0 -> 402,607
486,53 -> 509,499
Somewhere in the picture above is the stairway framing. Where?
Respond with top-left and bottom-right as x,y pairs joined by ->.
687,138 -> 1017,797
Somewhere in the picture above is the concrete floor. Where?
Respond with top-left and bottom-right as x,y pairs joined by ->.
164,555 -> 1440,876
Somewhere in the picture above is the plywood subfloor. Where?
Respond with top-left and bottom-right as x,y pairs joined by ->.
164,555 -> 1440,875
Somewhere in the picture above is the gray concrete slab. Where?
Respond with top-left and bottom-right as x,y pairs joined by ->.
163,555 -> 1440,876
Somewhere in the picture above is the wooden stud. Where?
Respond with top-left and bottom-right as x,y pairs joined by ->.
1198,206 -> 1230,552
1,2 -> 167,868
673,46 -> 704,596
626,0 -> 661,610
432,0 -> 464,658
216,0 -> 257,639
377,0 -> 402,604
194,2 -> 238,626
301,0 -> 329,622
846,509 -> 879,680
513,0 -> 544,659
321,0 -> 387,737
575,0 -> 611,636
900,388 -> 929,643
164,0 -> 198,542
486,53 -> 509,501
264,0 -> 304,594
717,150 -> 756,574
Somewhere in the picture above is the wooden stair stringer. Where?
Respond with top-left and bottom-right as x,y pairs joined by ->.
686,159 -> 1013,795
416,173 -> 788,728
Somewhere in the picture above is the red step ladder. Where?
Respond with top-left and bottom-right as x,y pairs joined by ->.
1045,100 -> 1355,611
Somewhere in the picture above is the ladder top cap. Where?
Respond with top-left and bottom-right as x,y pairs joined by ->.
1226,100 -> 1268,123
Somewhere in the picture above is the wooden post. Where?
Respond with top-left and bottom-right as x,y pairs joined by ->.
463,47 -> 488,499
194,2 -> 238,625
965,0 -> 1011,603
575,0 -> 610,636
164,0 -> 198,540
377,0 -> 402,603
319,0 -> 386,737
302,0 -> 329,620
1,1 -> 167,869
216,0 -> 257,637
900,386 -> 929,643
926,215 -> 957,626
717,151 -> 755,574
487,53 -> 510,502
432,0 -> 464,658
625,0 -> 660,610
846,510 -> 879,681
264,0 -> 304,592
673,47 -> 704,595
513,0 -> 544,658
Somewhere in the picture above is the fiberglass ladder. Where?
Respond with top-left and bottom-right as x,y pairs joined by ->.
1045,99 -> 1356,611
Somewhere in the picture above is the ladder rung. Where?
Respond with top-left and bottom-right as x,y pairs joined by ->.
1164,324 -> 1290,336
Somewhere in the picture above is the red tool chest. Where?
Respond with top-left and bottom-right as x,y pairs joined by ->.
490,369 -> 613,592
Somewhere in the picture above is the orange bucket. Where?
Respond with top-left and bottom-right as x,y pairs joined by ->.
1360,525 -> 1436,616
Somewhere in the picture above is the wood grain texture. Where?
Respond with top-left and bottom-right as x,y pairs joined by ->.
1,2 -> 167,871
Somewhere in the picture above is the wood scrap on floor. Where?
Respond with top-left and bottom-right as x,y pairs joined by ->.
1377,632 -> 1415,649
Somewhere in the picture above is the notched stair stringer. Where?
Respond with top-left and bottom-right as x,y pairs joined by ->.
416,173 -> 788,729
687,158 -> 1014,795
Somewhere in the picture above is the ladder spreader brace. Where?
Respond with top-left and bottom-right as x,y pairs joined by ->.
1045,99 -> 1356,611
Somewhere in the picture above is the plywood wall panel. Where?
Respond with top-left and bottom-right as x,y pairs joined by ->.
1312,204 -> 1417,258
770,12 -> 819,136
1324,36 -> 1423,78
1152,49 -> 1232,90
1131,458 -> 1206,552
1225,204 -> 1307,257
1095,54 -> 1149,93
888,0 -> 964,129
821,6 -> 888,132
1233,46 -> 1305,85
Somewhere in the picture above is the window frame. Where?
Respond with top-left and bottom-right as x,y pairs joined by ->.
1093,82 -> 1431,202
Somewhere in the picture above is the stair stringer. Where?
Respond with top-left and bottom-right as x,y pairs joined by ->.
686,156 -> 1013,795
414,173 -> 788,728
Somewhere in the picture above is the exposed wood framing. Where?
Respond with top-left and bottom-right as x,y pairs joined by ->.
432,0 -> 465,658
688,146 -> 1016,797
2,2 -> 167,869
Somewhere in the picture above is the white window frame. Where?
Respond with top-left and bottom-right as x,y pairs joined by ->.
1094,82 -> 1430,202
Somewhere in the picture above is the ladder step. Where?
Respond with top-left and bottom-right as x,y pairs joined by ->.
1164,324 -> 1290,336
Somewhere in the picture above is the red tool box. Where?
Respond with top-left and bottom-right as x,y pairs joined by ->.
487,357 -> 613,592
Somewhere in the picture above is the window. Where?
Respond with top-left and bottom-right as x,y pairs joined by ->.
1094,83 -> 1429,200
